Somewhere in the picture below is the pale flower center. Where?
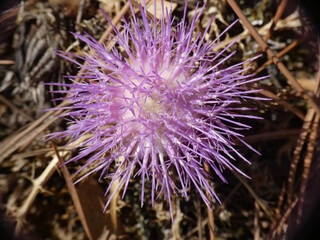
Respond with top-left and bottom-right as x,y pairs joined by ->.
118,62 -> 181,115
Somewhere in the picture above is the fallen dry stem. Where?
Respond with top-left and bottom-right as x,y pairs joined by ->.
287,53 -> 320,204
14,153 -> 60,235
195,199 -> 203,240
297,112 -> 319,219
98,1 -> 131,44
275,197 -> 298,237
244,128 -> 301,143
0,109 -> 63,163
254,201 -> 260,240
52,143 -> 94,240
267,183 -> 286,240
259,89 -> 305,120
263,0 -> 288,42
287,109 -> 315,204
10,146 -> 69,160
0,0 -> 135,165
254,39 -> 300,75
212,11 -> 300,52
204,162 -> 215,240
226,0 -> 320,115
233,171 -> 273,220
183,218 -> 209,239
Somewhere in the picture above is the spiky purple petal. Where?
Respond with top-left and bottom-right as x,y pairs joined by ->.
47,0 -> 266,219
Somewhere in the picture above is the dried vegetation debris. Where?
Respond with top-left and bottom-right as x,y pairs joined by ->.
0,0 -> 319,239
12,2 -> 70,106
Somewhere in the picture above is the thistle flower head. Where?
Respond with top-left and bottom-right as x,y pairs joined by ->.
49,0 -> 265,218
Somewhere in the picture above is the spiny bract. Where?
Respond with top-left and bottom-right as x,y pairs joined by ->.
48,0 -> 265,218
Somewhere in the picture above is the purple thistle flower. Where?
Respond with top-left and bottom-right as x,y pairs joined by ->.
48,0 -> 266,218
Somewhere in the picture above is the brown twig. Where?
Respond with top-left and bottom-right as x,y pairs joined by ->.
98,1 -> 131,44
287,109 -> 314,204
131,0 -> 157,21
204,162 -> 215,240
52,143 -> 94,240
254,201 -> 260,240
254,39 -> 300,76
226,0 -> 320,115
15,152 -> 60,235
287,42 -> 320,204
267,183 -> 286,240
297,111 -> 319,220
259,89 -> 305,120
212,11 -> 300,52
233,171 -> 273,220
273,197 -> 299,238
244,128 -> 301,143
195,199 -> 203,240
263,0 -> 288,42
183,218 -> 209,239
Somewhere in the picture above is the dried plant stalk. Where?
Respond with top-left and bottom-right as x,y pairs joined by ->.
226,0 -> 320,115
15,154 -> 60,235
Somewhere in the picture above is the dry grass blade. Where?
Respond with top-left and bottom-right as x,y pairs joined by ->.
109,168 -> 121,231
132,0 -> 155,20
0,112 -> 61,163
171,200 -> 183,239
0,95 -> 68,163
10,147 -> 68,160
